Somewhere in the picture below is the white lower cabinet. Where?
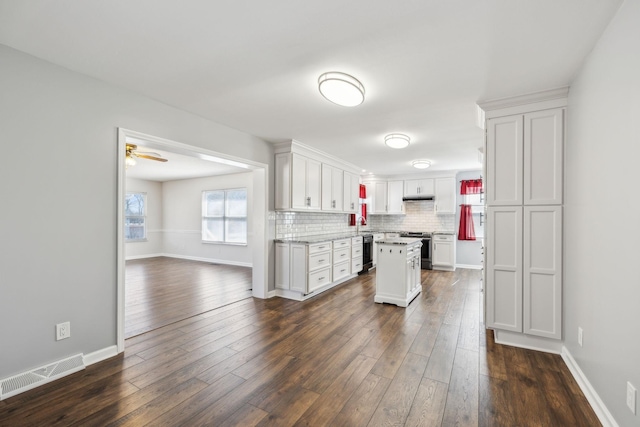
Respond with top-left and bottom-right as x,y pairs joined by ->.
375,240 -> 422,307
276,236 -> 361,300
486,205 -> 562,339
372,233 -> 384,266
432,234 -> 456,271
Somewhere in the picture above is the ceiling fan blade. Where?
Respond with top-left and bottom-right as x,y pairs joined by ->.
134,151 -> 162,157
136,153 -> 168,162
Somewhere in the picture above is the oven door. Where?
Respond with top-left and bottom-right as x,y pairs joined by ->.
421,237 -> 432,270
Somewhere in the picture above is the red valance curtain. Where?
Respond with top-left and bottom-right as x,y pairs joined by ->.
460,179 -> 483,195
458,179 -> 482,240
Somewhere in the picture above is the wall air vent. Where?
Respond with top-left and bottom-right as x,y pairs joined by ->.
0,354 -> 85,400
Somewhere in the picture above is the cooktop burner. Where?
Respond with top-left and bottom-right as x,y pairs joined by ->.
399,232 -> 432,238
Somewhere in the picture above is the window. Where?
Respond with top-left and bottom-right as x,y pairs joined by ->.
202,188 -> 247,244
125,192 -> 146,241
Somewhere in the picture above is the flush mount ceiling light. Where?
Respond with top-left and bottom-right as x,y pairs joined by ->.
318,72 -> 365,107
384,133 -> 410,149
412,160 -> 431,169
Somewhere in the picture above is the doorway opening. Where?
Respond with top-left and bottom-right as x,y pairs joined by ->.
116,128 -> 269,351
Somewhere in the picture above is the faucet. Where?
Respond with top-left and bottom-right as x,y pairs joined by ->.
356,214 -> 367,234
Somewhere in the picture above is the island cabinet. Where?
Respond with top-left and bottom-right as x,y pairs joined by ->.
480,92 -> 566,351
374,238 -> 422,307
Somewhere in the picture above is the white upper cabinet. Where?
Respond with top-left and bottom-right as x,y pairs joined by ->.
486,115 -> 524,206
524,109 -> 563,205
372,181 -> 388,214
486,108 -> 563,206
321,164 -> 344,211
404,178 -> 435,197
343,171 -> 359,213
387,180 -> 404,214
434,177 -> 456,214
291,153 -> 322,210
364,180 -> 404,214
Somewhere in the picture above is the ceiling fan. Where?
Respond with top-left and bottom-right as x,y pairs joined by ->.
125,144 -> 168,167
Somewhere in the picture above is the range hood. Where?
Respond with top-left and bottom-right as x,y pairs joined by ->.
402,195 -> 434,201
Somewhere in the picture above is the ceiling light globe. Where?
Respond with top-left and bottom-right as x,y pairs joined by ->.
384,133 -> 410,149
412,160 -> 431,169
318,72 -> 365,107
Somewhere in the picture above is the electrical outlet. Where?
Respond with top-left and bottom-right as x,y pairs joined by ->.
627,382 -> 637,414
56,322 -> 71,341
578,327 -> 583,347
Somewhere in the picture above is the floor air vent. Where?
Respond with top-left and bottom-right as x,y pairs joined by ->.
0,353 -> 85,400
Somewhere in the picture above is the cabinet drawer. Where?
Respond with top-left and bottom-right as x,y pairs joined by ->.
433,234 -> 454,242
351,236 -> 363,245
334,247 -> 350,263
309,267 -> 331,292
352,244 -> 363,257
352,256 -> 363,274
333,261 -> 350,281
333,238 -> 351,249
309,242 -> 332,254
309,252 -> 331,271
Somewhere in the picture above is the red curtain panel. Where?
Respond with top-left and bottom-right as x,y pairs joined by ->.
458,204 -> 476,240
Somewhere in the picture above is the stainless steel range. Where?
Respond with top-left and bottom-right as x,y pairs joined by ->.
399,232 -> 432,270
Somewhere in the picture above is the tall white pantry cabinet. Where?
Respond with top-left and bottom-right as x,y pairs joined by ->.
481,89 -> 565,349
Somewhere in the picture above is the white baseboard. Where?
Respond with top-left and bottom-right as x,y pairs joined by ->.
493,330 -> 562,354
455,264 -> 482,270
267,290 -> 277,298
159,253 -> 252,268
561,347 -> 619,427
125,253 -> 164,261
83,345 -> 119,366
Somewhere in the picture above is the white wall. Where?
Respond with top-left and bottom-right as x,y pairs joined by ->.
564,1 -> 639,425
125,178 -> 163,258
0,44 -> 273,379
162,173 -> 253,266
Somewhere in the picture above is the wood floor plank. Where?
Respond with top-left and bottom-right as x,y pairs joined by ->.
423,322 -> 460,383
478,374 -> 517,427
218,403 -> 268,427
441,347 -> 479,426
294,354 -> 377,426
404,378 -> 448,427
0,268 -> 603,427
367,352 -> 429,427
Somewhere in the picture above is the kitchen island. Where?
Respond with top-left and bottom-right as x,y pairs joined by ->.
375,237 -> 423,307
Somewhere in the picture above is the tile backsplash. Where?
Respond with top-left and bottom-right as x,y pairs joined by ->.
274,200 -> 455,239
365,200 -> 455,233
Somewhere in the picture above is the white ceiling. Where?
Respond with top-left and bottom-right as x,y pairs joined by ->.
0,0 -> 623,176
126,145 -> 249,182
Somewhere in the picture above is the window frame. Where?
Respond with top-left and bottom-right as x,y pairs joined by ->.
202,188 -> 248,245
125,192 -> 147,242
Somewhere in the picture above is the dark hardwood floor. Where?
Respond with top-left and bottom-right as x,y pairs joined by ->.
125,257 -> 253,338
0,268 -> 601,426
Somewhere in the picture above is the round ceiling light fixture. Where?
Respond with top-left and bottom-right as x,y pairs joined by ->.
412,159 -> 431,169
318,72 -> 365,107
384,133 -> 410,149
